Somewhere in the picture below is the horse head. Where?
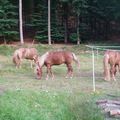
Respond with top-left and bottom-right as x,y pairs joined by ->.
35,62 -> 42,79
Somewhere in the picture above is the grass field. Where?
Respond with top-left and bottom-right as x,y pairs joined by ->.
0,44 -> 120,120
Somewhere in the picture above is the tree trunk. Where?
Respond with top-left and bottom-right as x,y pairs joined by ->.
63,3 -> 68,44
29,0 -> 34,21
64,17 -> 68,43
19,0 -> 24,45
77,14 -> 81,45
3,36 -> 6,45
48,0 -> 51,45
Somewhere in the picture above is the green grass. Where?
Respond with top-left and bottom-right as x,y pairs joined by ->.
0,44 -> 120,120
0,90 -> 103,120
0,45 -> 16,56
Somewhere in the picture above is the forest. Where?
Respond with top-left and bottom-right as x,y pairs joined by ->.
0,0 -> 120,44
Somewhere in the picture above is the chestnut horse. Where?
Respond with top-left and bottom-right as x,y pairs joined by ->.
35,51 -> 80,80
13,48 -> 38,68
103,50 -> 120,81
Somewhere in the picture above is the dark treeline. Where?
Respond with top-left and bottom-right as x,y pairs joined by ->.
0,0 -> 120,44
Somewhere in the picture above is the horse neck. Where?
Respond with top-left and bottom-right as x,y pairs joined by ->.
38,52 -> 49,67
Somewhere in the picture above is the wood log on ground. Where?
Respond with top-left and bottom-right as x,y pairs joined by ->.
96,100 -> 107,105
110,110 -> 120,116
96,100 -> 120,105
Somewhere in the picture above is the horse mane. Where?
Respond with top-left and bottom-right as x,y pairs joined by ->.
38,52 -> 49,67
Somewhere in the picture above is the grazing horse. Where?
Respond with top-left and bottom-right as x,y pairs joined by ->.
35,51 -> 80,80
103,50 -> 120,81
13,48 -> 38,68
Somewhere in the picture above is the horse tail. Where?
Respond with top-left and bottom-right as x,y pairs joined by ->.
72,52 -> 80,71
12,50 -> 21,68
103,52 -> 110,81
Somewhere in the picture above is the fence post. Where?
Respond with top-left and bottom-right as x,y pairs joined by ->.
92,48 -> 96,92
97,48 -> 99,60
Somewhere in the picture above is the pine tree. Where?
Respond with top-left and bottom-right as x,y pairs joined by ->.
26,0 -> 64,43
0,0 -> 18,44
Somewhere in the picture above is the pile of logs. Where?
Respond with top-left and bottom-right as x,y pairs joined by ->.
96,99 -> 120,117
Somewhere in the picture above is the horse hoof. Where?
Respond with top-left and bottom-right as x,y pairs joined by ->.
104,77 -> 110,81
36,77 -> 41,80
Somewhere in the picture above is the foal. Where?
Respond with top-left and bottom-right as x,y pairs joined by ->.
13,48 -> 38,68
35,51 -> 80,80
103,50 -> 120,81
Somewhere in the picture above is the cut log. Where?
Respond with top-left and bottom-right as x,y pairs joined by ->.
96,100 -> 120,105
110,110 -> 120,116
96,100 -> 107,105
108,100 -> 120,105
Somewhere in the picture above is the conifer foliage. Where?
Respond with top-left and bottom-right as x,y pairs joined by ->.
27,0 -> 64,43
0,0 -> 120,44
0,0 -> 18,43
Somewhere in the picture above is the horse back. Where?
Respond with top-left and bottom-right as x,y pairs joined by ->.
24,48 -> 38,60
45,51 -> 73,65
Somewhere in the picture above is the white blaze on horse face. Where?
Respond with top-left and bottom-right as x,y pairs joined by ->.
38,52 -> 49,67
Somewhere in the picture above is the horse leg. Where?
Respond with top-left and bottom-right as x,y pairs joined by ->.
19,59 -> 22,68
16,59 -> 21,69
113,65 -> 117,81
18,58 -> 22,69
50,68 -> 54,80
46,65 -> 54,80
65,65 -> 69,78
69,65 -> 73,79
30,60 -> 34,68
118,63 -> 120,73
66,64 -> 73,79
46,67 -> 49,80
110,65 -> 116,81
104,68 -> 110,81
103,54 -> 110,81
16,65 -> 18,69
30,61 -> 33,68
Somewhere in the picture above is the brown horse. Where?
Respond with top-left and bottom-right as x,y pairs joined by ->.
103,50 -> 120,81
35,51 -> 80,80
13,48 -> 38,68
